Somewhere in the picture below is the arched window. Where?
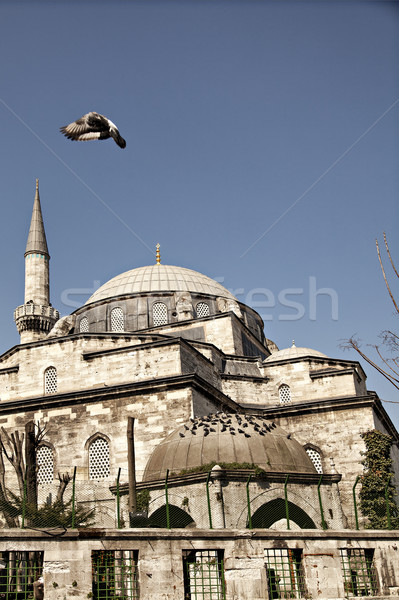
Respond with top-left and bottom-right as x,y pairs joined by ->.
279,384 -> 291,404
110,307 -> 125,332
44,366 -> 57,395
152,302 -> 168,326
251,499 -> 316,529
306,447 -> 323,474
89,436 -> 110,480
79,317 -> 89,333
196,302 -> 210,318
37,445 -> 54,484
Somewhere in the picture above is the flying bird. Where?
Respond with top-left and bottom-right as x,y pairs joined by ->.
60,112 -> 126,148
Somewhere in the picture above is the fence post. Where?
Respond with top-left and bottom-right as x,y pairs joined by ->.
246,474 -> 252,530
116,467 -> 121,529
284,474 -> 290,530
353,476 -> 360,530
317,475 -> 327,530
165,469 -> 170,529
71,466 -> 77,528
21,466 -> 28,529
384,476 -> 392,530
206,471 -> 213,529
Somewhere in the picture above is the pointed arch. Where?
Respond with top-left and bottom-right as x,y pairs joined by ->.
87,433 -> 111,480
148,504 -> 194,528
251,498 -> 316,529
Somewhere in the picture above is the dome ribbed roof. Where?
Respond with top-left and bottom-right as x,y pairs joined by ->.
264,344 -> 326,363
143,413 -> 316,481
86,264 -> 236,305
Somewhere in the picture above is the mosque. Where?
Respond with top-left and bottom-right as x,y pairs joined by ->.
0,181 -> 397,600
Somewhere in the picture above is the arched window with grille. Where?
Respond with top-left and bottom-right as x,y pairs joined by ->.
152,302 -> 168,326
79,317 -> 89,333
279,384 -> 291,404
44,366 -> 57,395
37,445 -> 54,484
110,307 -> 125,332
88,436 -> 110,480
305,447 -> 323,474
196,302 -> 210,318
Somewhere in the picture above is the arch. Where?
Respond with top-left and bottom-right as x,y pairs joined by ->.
148,504 -> 194,528
196,301 -> 210,318
251,498 -> 316,529
37,444 -> 54,485
44,366 -> 57,395
79,317 -> 89,333
152,302 -> 168,326
88,435 -> 110,480
110,307 -> 125,332
279,383 -> 291,404
305,445 -> 323,474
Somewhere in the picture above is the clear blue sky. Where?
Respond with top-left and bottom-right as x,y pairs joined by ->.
0,1 -> 398,425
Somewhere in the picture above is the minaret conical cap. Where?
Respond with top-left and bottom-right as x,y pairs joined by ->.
24,179 -> 49,257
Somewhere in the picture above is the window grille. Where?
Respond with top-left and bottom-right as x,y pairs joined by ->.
79,317 -> 89,333
196,302 -> 210,318
152,302 -> 167,326
183,550 -> 226,600
89,437 -> 110,480
0,551 -> 43,600
305,448 -> 323,474
340,549 -> 378,597
37,445 -> 54,484
264,549 -> 305,599
279,384 -> 291,404
110,307 -> 125,332
44,366 -> 57,394
92,550 -> 139,600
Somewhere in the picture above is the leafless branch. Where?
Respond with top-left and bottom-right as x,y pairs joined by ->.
384,232 -> 399,280
376,238 -> 399,314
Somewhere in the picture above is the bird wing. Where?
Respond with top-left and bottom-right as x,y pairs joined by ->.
60,112 -> 109,139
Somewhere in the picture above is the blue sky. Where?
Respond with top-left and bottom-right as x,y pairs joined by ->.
0,1 -> 398,425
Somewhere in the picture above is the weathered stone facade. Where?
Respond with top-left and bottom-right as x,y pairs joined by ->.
0,182 -> 397,600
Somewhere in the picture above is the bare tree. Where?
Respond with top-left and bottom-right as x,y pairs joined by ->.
342,233 -> 399,395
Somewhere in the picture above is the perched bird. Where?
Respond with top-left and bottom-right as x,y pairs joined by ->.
60,112 -> 126,148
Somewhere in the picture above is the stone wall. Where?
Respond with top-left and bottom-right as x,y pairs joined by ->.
0,528 -> 397,600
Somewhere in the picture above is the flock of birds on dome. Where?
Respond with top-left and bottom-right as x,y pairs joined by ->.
178,412 -> 278,439
60,112 -> 126,148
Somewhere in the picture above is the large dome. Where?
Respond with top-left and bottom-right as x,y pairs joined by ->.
86,264 -> 236,305
143,412 -> 316,481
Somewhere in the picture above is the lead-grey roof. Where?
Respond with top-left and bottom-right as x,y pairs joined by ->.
143,412 -> 316,481
86,264 -> 237,304
25,180 -> 49,257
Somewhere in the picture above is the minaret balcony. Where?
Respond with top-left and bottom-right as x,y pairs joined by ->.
14,304 -> 60,335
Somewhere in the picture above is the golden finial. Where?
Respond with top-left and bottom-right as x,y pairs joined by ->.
36,178 -> 39,191
292,340 -> 296,347
156,243 -> 161,265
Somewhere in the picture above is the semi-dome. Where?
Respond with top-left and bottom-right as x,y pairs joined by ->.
143,412 -> 316,481
264,342 -> 327,363
86,264 -> 236,305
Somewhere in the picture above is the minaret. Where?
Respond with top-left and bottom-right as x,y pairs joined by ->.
14,180 -> 59,343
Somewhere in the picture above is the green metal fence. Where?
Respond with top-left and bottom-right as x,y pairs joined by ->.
0,551 -> 43,600
265,548 -> 306,599
182,550 -> 226,600
92,550 -> 139,600
339,549 -> 378,597
1,468 -> 397,530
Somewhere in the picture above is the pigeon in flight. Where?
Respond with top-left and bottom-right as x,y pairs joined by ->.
60,112 -> 126,148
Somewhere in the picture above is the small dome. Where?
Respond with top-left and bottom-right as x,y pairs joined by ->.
143,413 -> 316,481
86,264 -> 236,305
264,343 -> 326,363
